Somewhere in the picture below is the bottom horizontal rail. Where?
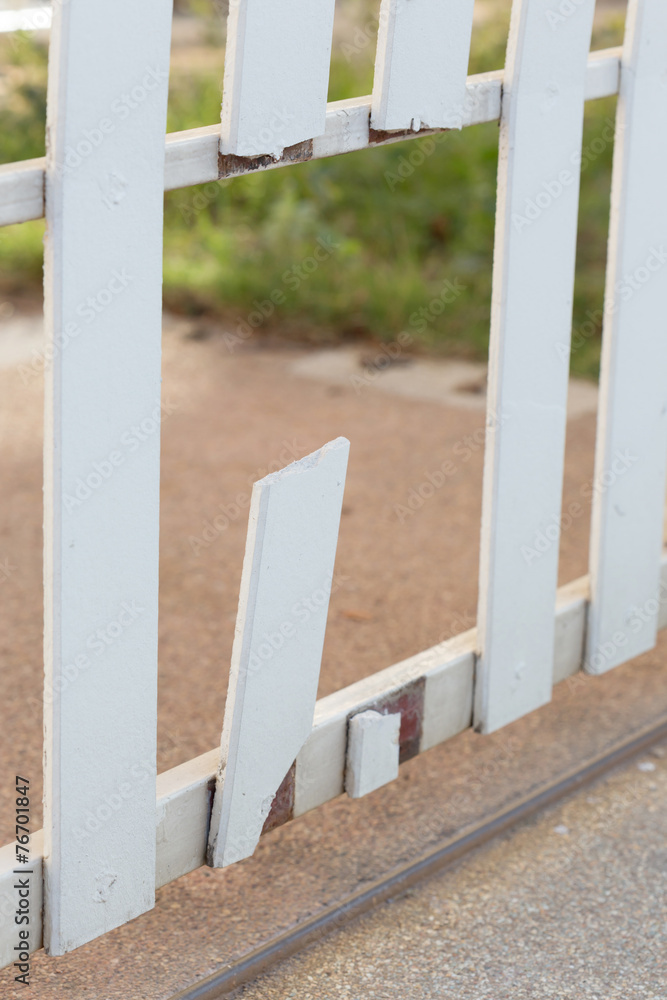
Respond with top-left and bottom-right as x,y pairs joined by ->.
168,714 -> 667,1000
2,556 -> 667,968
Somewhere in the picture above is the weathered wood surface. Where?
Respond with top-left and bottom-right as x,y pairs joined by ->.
207,438 -> 349,868
586,0 -> 667,673
42,0 -> 172,954
475,0 -> 596,733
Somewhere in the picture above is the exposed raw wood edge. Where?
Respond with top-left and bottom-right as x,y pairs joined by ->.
0,49 -> 621,228
3,547 -> 661,969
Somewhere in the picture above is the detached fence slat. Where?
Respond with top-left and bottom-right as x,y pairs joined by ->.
42,0 -> 172,954
371,0 -> 476,132
207,439 -> 349,868
586,0 -> 667,674
475,0 -> 596,733
221,0 -> 336,157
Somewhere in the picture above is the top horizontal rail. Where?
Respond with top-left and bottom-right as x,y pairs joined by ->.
0,48 -> 620,228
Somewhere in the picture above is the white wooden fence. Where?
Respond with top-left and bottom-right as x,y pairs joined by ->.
1,0 -> 667,969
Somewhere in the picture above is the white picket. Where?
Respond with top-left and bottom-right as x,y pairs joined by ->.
221,0 -> 336,158
586,1 -> 667,674
475,0 -> 596,733
207,438 -> 349,868
371,0 -> 476,132
42,0 -> 172,954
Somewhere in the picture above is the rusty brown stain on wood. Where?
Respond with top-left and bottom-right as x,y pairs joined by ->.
261,760 -> 296,834
368,125 -> 452,146
366,677 -> 426,763
218,139 -> 313,179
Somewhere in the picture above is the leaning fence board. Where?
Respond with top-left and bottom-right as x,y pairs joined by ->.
371,0 -> 475,132
207,439 -> 350,868
42,0 -> 172,954
3,555 -> 667,969
475,0 -> 596,734
586,0 -> 667,674
221,0 -> 336,157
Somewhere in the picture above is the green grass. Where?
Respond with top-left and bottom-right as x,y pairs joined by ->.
0,10 -> 627,379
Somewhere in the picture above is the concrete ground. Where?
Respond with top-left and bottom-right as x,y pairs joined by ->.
236,741 -> 667,1000
0,310 -> 666,998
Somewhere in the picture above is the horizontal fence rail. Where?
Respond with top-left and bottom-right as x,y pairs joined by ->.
2,554 -> 667,967
0,49 -> 621,228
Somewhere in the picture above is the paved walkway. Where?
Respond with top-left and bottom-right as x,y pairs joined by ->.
237,743 -> 667,1000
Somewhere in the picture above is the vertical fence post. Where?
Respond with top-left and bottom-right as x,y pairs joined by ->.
586,0 -> 667,674
475,0 -> 596,733
43,0 -> 172,953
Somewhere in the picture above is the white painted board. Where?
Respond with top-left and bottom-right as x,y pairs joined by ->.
586,0 -> 667,674
207,438 -> 349,868
371,0 -> 476,132
475,0 -> 596,733
42,0 -> 172,954
345,710 -> 400,798
221,0 -> 336,157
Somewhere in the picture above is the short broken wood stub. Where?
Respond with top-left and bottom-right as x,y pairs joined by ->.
345,710 -> 401,799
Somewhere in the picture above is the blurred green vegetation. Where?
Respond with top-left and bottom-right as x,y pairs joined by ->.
0,6 -> 626,379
